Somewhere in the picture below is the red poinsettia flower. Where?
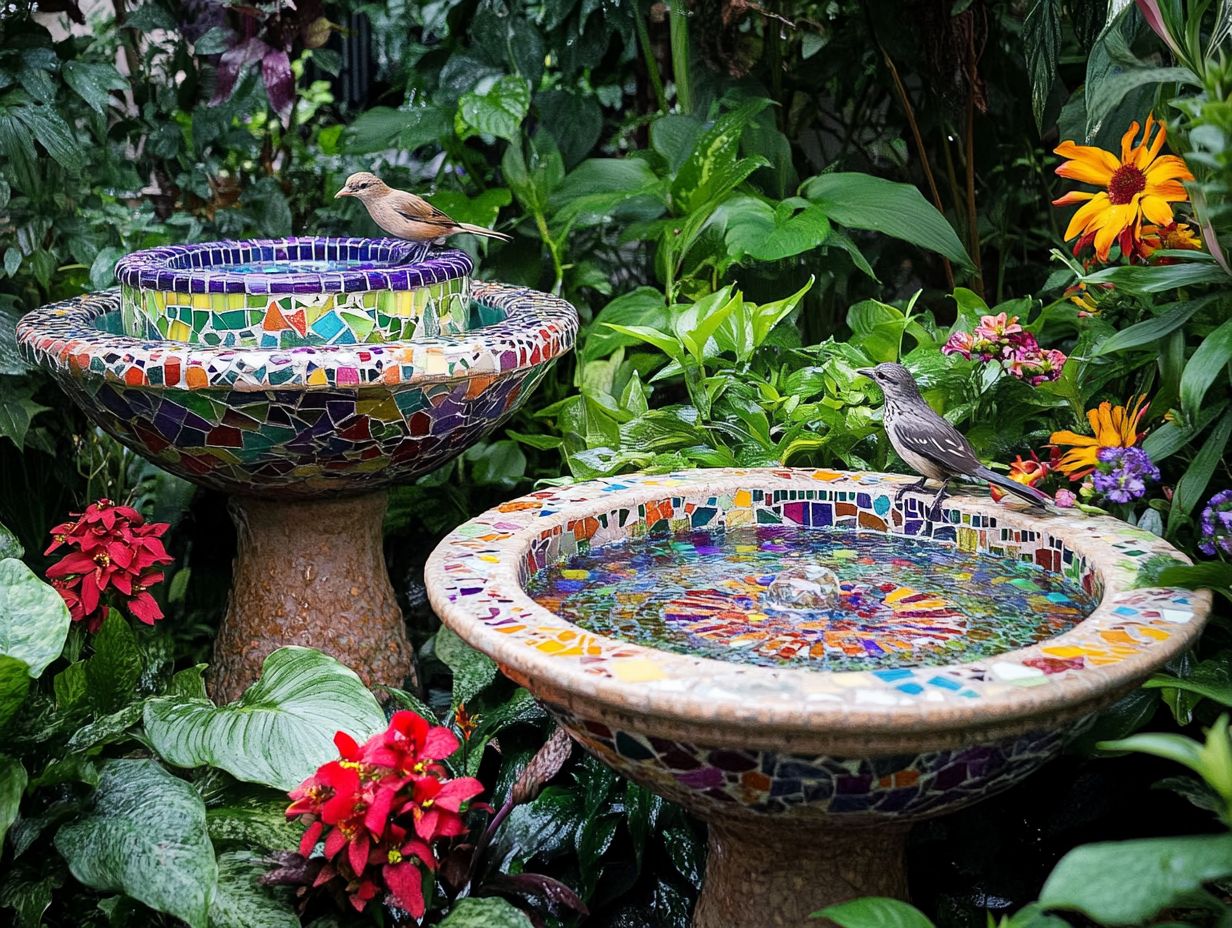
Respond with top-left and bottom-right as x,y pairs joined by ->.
44,499 -> 172,632
283,711 -> 484,916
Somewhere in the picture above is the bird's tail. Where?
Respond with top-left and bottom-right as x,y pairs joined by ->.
456,223 -> 512,242
973,465 -> 1056,512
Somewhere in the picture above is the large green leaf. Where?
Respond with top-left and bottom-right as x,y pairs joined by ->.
1039,834 -> 1232,925
62,60 -> 127,114
342,105 -> 451,154
207,793 -> 303,852
718,196 -> 831,262
0,557 -> 71,678
209,851 -> 298,928
0,754 -> 26,849
1093,296 -> 1212,356
435,625 -> 498,708
801,173 -> 973,270
1169,409 -> 1232,532
439,897 -> 535,928
143,647 -> 386,791
86,610 -> 141,714
1024,0 -> 1062,131
671,98 -> 771,214
456,75 -> 531,144
815,897 -> 935,928
1180,316 -> 1232,421
54,759 -> 216,928
0,655 -> 29,730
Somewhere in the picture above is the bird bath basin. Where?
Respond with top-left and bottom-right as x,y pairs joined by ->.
426,468 -> 1211,927
17,238 -> 577,701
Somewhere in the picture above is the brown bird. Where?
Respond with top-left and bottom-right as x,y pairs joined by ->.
334,172 -> 511,243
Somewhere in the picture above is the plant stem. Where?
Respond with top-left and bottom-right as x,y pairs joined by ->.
963,30 -> 985,299
634,0 -> 668,113
669,0 -> 692,114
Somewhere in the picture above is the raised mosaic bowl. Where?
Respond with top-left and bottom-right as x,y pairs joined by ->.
115,237 -> 472,346
426,468 -> 1211,926
19,277 -> 577,703
17,282 -> 573,498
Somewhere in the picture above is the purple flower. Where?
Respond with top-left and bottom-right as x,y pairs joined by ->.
1093,447 -> 1159,503
1199,489 -> 1232,557
1054,488 -> 1077,508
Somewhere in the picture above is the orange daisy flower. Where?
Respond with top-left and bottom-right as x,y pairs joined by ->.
1050,395 -> 1150,479
1138,220 -> 1203,261
1053,116 -> 1194,262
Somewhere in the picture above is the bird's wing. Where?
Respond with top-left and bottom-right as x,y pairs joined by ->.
387,191 -> 458,229
892,410 -> 983,476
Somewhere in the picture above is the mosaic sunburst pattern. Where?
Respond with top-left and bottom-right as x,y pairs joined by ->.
114,238 -> 473,346
17,282 -> 577,498
527,526 -> 1093,670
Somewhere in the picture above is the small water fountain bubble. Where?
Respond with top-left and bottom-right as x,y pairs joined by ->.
764,563 -> 842,612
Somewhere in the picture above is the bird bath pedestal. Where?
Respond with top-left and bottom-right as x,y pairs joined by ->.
426,468 -> 1211,925
18,238 -> 577,703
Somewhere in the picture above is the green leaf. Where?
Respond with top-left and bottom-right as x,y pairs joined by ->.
1169,409 -> 1232,532
1039,834 -> 1232,925
1181,316 -> 1232,422
66,702 -> 144,753
1149,561 -> 1232,596
814,897 -> 935,927
209,851 -> 298,928
207,794 -> 303,852
603,324 -> 683,361
435,625 -> 498,708
672,98 -> 772,213
1094,297 -> 1211,356
9,102 -> 84,173
0,754 -> 27,849
456,75 -> 531,144
464,440 -> 527,488
1145,674 -> 1232,709
62,60 -> 127,114
1082,260 -> 1229,294
584,288 -> 670,361
650,113 -> 704,173
54,759 -> 216,928
0,557 -> 71,678
143,647 -> 386,791
552,158 -> 666,228
0,655 -> 29,730
86,611 -> 141,714
801,173 -> 973,270
1024,0 -> 1062,131
439,897 -> 534,928
0,522 -> 23,560
342,105 -> 451,154
719,196 -> 831,262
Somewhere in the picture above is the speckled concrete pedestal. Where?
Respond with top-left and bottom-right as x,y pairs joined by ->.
210,492 -> 415,702
694,821 -> 909,927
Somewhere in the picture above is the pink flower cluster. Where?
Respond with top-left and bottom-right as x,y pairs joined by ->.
942,313 -> 1067,386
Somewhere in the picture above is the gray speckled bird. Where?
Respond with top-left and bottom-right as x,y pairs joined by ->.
857,362 -> 1052,518
334,172 -> 512,243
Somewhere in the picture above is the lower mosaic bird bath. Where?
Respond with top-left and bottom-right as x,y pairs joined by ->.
18,242 -> 576,702
426,468 -> 1211,927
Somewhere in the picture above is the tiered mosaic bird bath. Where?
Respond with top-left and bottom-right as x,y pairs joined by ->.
426,468 -> 1211,927
17,237 -> 576,701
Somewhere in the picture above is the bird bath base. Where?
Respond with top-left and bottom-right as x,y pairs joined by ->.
695,820 -> 909,927
210,491 -> 415,703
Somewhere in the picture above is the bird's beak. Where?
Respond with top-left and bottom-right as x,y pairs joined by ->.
334,188 -> 350,199
855,367 -> 875,379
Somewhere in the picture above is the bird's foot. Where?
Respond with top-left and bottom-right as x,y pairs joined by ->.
895,478 -> 928,503
926,484 -> 950,522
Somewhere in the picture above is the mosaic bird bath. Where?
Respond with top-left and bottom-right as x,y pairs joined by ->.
17,237 -> 577,701
426,468 -> 1211,927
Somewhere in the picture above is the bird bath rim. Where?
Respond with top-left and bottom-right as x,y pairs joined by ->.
16,281 -> 576,394
426,468 -> 1210,754
113,237 -> 471,295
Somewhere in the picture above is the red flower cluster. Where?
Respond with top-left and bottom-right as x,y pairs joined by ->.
287,711 -> 483,918
45,499 -> 172,632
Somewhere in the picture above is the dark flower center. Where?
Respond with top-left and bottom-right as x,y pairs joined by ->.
1109,164 -> 1146,204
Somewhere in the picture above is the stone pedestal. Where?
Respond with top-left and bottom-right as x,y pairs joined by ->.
692,820 -> 910,928
209,491 -> 415,703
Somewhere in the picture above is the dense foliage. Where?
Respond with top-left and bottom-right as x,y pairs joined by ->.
1,0 -> 1232,925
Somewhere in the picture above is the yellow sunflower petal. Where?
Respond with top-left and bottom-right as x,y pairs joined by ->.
1140,195 -> 1176,226
1052,190 -> 1097,206
1063,193 -> 1111,242
1120,120 -> 1142,163
1050,430 -> 1099,447
1133,115 -> 1165,168
1054,143 -> 1119,184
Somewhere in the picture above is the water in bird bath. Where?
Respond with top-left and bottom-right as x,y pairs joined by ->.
526,525 -> 1094,671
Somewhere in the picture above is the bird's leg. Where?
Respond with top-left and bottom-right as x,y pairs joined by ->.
927,480 -> 950,521
894,476 -> 929,503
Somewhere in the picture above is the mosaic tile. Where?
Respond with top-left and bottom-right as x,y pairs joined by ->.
114,238 -> 473,345
16,282 -> 577,498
